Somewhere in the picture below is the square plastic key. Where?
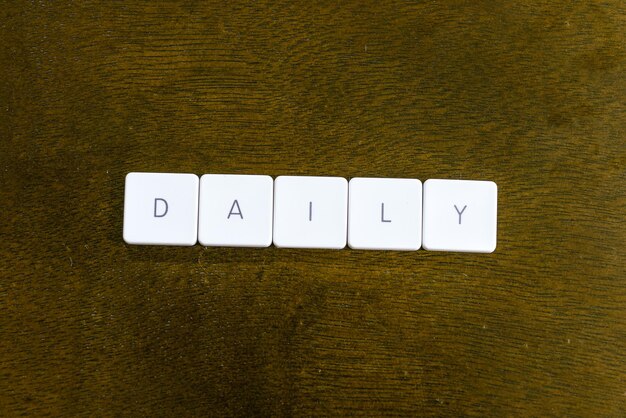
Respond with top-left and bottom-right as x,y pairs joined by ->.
422,179 -> 497,253
123,172 -> 199,246
198,174 -> 273,247
348,177 -> 422,250
273,176 -> 348,249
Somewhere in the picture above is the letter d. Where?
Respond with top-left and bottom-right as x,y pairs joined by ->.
154,198 -> 168,217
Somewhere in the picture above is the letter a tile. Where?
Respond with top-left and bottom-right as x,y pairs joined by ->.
198,174 -> 273,247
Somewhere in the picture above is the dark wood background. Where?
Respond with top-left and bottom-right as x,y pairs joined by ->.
1,1 -> 624,416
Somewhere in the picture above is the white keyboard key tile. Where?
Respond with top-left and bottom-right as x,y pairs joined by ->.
123,172 -> 199,246
422,179 -> 497,253
198,174 -> 273,247
348,178 -> 422,250
273,176 -> 348,249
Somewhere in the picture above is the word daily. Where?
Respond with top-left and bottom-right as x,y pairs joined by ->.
123,173 -> 498,252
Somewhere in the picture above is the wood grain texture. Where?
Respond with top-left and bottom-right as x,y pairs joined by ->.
1,1 -> 625,416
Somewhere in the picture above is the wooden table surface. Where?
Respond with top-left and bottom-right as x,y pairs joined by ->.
1,1 -> 625,416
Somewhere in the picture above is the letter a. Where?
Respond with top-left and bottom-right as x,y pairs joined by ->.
228,199 -> 243,219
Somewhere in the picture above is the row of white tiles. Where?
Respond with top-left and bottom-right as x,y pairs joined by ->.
123,173 -> 497,252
